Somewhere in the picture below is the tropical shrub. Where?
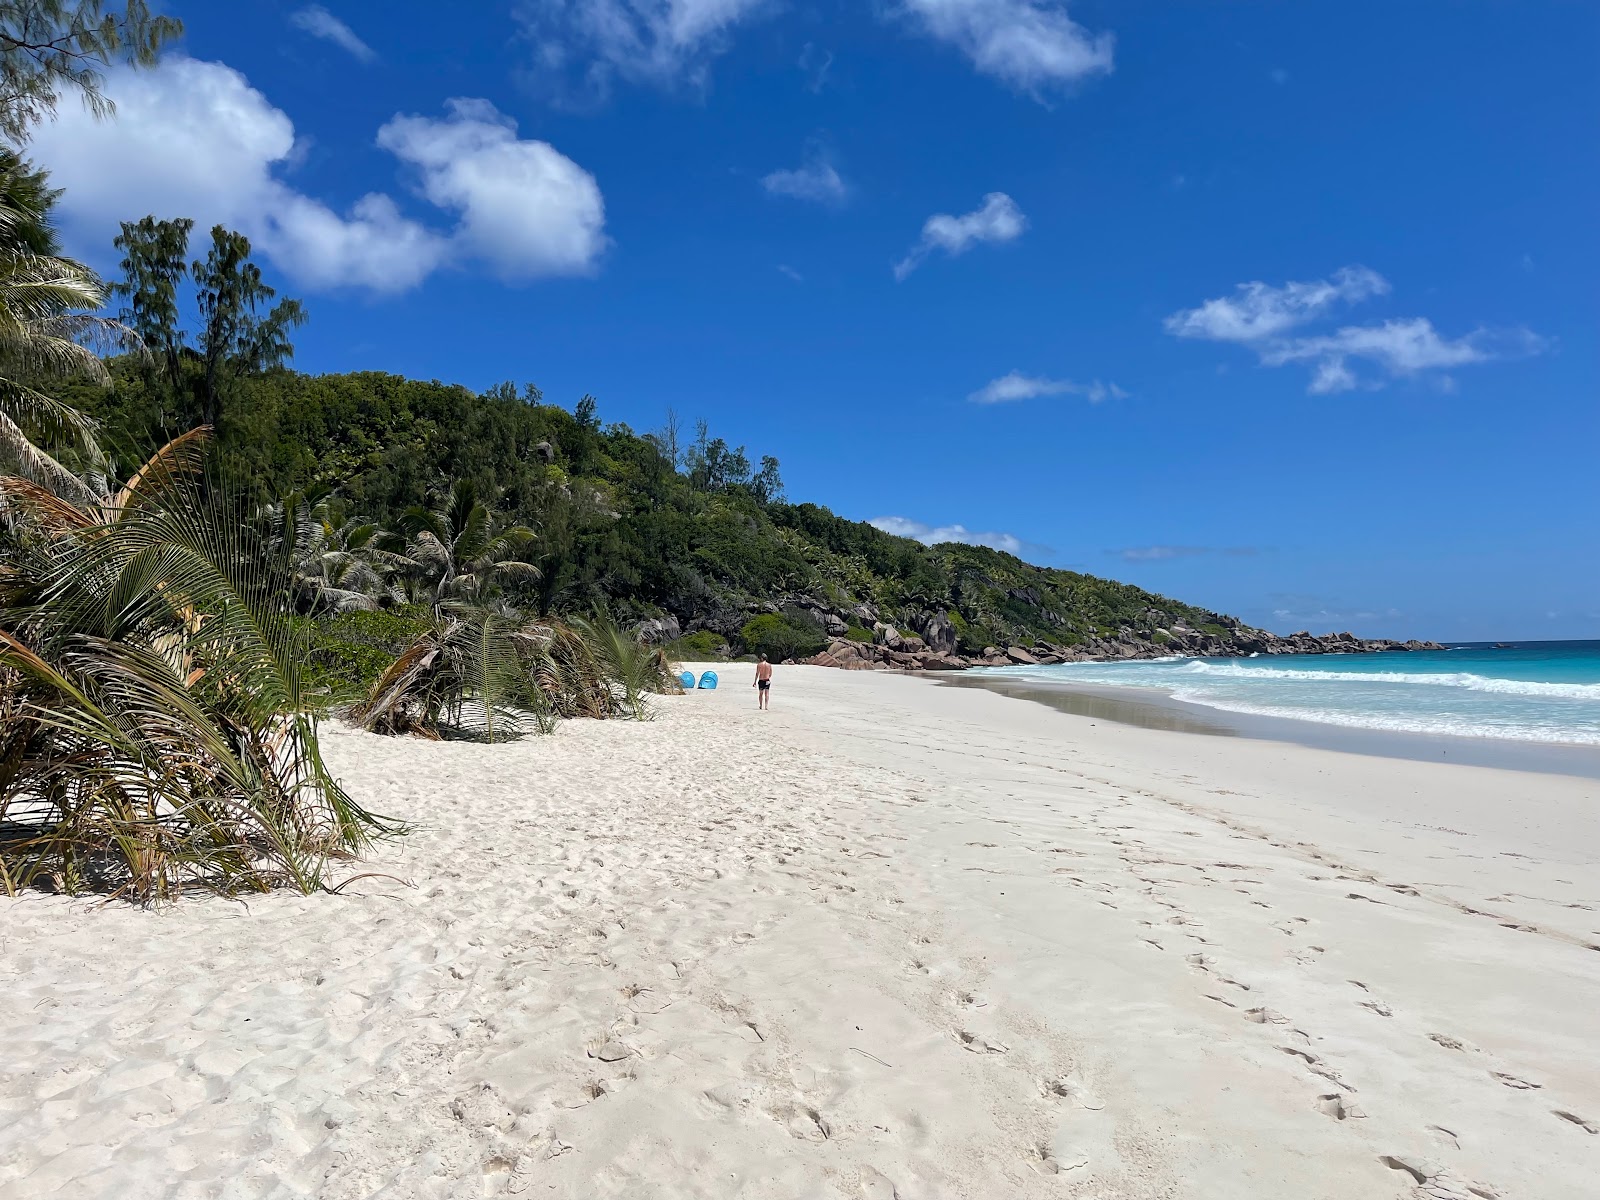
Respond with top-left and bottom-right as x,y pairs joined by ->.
0,456 -> 395,901
739,611 -> 826,662
352,609 -> 680,741
665,630 -> 727,660
303,606 -> 434,700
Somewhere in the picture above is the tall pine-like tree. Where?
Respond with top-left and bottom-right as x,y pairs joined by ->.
192,225 -> 305,427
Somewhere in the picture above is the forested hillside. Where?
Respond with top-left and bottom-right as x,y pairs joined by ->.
69,354 -> 1253,663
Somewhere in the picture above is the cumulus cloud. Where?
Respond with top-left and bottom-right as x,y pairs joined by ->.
969,370 -> 1126,404
1164,266 -> 1388,343
1111,546 -> 1261,562
895,192 -> 1025,279
30,58 -> 605,294
378,99 -> 607,282
898,0 -> 1113,94
1165,266 -> 1545,393
871,515 -> 1027,555
761,147 -> 847,204
1258,319 -> 1545,394
519,0 -> 770,96
290,6 -> 376,62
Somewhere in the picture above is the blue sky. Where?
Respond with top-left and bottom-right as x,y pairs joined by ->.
30,1 -> 1598,640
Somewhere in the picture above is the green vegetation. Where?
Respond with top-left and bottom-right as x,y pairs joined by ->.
303,606 -> 434,699
57,356 -> 1238,655
0,439 -> 394,901
665,630 -> 729,661
0,2 -> 181,143
738,611 -> 827,663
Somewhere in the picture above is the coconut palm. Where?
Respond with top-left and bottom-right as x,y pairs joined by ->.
566,614 -> 680,720
399,478 -> 538,609
0,445 -> 395,901
353,610 -> 681,743
0,154 -> 134,502
352,605 -> 555,743
267,490 -> 409,614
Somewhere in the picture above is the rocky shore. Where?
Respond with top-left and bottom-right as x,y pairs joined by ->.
639,598 -> 1442,674
803,617 -> 1443,674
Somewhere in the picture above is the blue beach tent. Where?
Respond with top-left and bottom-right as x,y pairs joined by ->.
679,671 -> 695,690
698,671 -> 719,690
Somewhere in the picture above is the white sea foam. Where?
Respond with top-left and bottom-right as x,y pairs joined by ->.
1166,689 -> 1600,746
1177,663 -> 1600,701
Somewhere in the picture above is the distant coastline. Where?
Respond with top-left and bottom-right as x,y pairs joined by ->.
953,640 -> 1600,771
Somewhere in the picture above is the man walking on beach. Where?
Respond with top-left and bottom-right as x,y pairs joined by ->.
753,655 -> 773,710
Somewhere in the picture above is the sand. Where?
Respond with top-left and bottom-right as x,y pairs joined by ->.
2,665 -> 1596,1199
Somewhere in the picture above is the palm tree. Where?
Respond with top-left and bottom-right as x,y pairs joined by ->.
0,153 -> 133,502
399,478 -> 538,609
352,608 -> 683,744
267,490 -> 409,614
0,439 -> 396,901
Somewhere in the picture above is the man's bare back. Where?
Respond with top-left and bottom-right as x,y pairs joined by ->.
753,656 -> 773,709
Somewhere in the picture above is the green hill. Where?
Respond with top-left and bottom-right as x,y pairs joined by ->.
76,366 -> 1418,666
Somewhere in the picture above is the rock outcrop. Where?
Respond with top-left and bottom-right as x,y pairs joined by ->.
660,585 -> 1443,676
803,626 -> 1443,675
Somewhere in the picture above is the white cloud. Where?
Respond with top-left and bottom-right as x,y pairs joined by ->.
761,148 -> 847,204
871,515 -> 1026,555
520,0 -> 1113,101
378,99 -> 607,282
776,264 -> 803,282
290,6 -> 375,63
1259,318 -> 1526,393
519,0 -> 769,96
30,58 -> 606,294
969,370 -> 1125,404
1165,267 -> 1545,393
897,0 -> 1113,94
1164,266 -> 1389,343
1113,546 -> 1260,562
895,191 -> 1026,279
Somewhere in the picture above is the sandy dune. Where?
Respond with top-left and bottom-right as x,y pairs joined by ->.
3,666 -> 1596,1199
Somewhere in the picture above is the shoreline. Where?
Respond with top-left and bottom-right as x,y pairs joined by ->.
938,669 -> 1600,781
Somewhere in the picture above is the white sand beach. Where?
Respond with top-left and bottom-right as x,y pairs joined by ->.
3,666 -> 1597,1200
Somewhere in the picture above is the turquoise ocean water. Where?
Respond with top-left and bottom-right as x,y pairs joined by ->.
980,641 -> 1600,746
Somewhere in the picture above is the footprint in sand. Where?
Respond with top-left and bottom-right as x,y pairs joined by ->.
1427,1125 -> 1460,1149
1243,1007 -> 1289,1025
1553,1110 -> 1598,1133
1317,1093 -> 1366,1120
858,1166 -> 900,1199
954,1029 -> 1008,1054
1490,1070 -> 1540,1089
768,1102 -> 831,1141
1040,1075 -> 1105,1111
1359,999 -> 1394,1017
1029,1142 -> 1089,1176
1380,1156 -> 1500,1200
